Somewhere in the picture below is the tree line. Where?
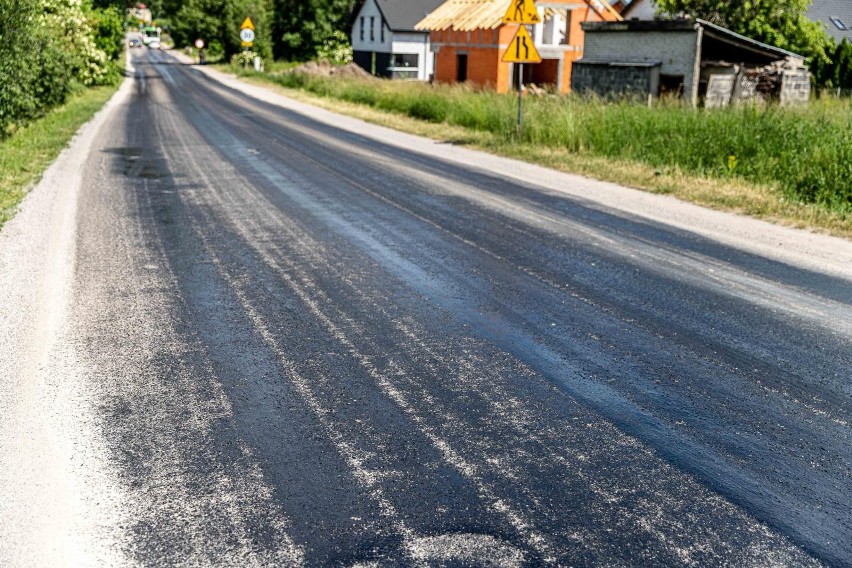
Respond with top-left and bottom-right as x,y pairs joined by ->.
141,0 -> 352,63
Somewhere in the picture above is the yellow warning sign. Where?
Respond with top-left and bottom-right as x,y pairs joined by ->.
502,0 -> 540,24
502,25 -> 541,63
240,17 -> 255,30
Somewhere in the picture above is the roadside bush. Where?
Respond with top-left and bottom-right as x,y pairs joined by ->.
206,40 -> 225,61
90,6 -> 123,63
0,0 -> 120,137
0,0 -> 72,136
232,50 -> 262,67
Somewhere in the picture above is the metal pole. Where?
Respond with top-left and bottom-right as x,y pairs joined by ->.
517,63 -> 524,137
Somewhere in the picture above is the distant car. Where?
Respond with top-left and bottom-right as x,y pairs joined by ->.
128,39 -> 141,48
148,40 -> 161,49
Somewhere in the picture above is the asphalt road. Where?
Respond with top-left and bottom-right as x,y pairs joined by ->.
1,47 -> 851,566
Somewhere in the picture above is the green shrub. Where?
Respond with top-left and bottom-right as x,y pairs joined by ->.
0,0 -> 121,137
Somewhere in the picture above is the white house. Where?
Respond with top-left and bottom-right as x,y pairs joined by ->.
351,0 -> 445,80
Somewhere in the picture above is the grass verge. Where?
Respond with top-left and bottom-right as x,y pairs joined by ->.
224,66 -> 852,238
0,84 -> 119,230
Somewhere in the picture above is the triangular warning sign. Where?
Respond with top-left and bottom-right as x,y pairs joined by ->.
240,17 -> 255,30
502,0 -> 540,24
502,25 -> 541,63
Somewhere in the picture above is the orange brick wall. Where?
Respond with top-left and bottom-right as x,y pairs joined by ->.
428,2 -> 618,94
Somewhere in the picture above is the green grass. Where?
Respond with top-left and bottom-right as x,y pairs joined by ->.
0,85 -> 119,230
228,65 -> 852,235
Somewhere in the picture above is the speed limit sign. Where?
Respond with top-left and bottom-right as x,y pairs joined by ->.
240,28 -> 255,42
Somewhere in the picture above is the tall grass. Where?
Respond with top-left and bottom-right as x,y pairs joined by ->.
246,68 -> 852,215
0,85 -> 118,229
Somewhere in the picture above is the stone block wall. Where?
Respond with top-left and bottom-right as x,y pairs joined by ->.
581,30 -> 699,100
571,63 -> 659,98
780,69 -> 810,105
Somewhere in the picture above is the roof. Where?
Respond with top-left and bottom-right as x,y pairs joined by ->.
576,59 -> 661,66
581,18 -> 806,60
808,0 -> 852,42
416,0 -> 621,32
696,18 -> 806,60
416,0 -> 509,31
356,0 -> 447,32
620,0 -> 655,19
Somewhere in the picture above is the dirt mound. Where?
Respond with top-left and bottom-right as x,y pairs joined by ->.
290,59 -> 373,79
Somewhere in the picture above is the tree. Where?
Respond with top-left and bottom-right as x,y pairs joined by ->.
271,0 -> 351,61
171,0 -> 273,60
655,0 -> 833,65
831,39 -> 852,89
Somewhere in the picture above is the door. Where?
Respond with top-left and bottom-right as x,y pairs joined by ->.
456,53 -> 468,82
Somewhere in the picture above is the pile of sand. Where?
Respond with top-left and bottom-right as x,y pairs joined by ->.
290,59 -> 373,79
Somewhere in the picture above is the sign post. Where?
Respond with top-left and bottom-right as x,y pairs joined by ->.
501,0 -> 541,137
194,39 -> 205,64
240,17 -> 255,69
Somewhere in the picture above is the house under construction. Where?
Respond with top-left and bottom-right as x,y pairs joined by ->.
416,0 -> 622,93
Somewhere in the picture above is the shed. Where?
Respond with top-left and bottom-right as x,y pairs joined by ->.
351,0 -> 446,80
572,18 -> 810,105
416,0 -> 622,94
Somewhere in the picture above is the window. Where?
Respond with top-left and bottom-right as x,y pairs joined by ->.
370,16 -> 375,41
381,21 -> 385,42
389,53 -> 419,78
391,53 -> 418,67
830,16 -> 848,30
360,17 -> 364,41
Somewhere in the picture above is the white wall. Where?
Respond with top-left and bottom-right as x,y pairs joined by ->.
351,0 -> 391,52
350,0 -> 433,80
391,32 -> 433,80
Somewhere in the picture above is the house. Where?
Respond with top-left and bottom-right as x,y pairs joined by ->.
415,0 -> 622,94
572,18 -> 810,105
808,0 -> 852,44
351,0 -> 447,79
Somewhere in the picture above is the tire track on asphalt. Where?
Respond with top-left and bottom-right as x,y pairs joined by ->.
167,80 -> 820,565
73,52 -> 306,566
157,56 -> 835,565
163,116 -> 548,565
197,81 -> 852,431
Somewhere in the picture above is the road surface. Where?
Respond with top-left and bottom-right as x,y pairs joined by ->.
1,48 -> 850,566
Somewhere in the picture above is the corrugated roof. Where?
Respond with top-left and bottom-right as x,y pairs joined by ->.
696,18 -> 806,60
416,0 -> 621,32
375,0 -> 448,32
